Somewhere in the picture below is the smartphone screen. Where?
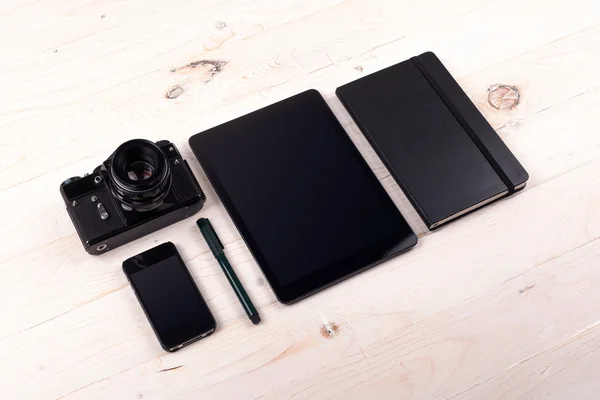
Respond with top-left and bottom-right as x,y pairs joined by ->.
123,242 -> 215,351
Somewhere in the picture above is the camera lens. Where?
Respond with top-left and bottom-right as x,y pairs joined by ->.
108,139 -> 172,212
126,161 -> 154,181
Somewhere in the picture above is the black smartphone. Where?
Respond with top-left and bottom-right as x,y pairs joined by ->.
123,242 -> 216,351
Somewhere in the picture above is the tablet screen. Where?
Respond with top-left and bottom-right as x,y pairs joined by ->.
189,90 -> 416,303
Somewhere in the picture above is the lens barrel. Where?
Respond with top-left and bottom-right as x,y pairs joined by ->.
108,139 -> 172,212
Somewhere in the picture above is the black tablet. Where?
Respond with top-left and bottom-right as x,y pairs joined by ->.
189,90 -> 417,303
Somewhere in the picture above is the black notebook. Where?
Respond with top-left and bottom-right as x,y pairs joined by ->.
336,52 -> 529,229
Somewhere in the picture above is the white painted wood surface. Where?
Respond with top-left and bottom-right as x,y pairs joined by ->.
1,0 -> 600,398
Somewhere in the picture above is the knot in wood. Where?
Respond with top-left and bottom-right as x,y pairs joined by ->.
487,84 -> 520,110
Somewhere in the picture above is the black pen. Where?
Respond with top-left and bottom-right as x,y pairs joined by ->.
196,218 -> 261,325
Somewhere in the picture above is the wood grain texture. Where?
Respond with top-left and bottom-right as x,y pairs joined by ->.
1,0 -> 600,399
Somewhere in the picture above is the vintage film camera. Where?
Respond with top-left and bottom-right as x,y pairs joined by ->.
60,139 -> 205,255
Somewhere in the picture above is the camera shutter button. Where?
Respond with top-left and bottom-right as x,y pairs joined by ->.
97,203 -> 110,220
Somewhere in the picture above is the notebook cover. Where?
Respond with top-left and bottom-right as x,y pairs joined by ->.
335,52 -> 528,229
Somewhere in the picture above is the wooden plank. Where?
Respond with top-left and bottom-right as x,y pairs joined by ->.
1,0 -> 599,399
1,0 -> 597,190
2,85 -> 600,336
3,157 -> 600,399
2,21 -> 600,262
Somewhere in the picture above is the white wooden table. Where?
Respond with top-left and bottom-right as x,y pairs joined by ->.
2,1 -> 600,399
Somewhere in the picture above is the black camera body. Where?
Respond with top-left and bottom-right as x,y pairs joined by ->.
60,140 -> 205,255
